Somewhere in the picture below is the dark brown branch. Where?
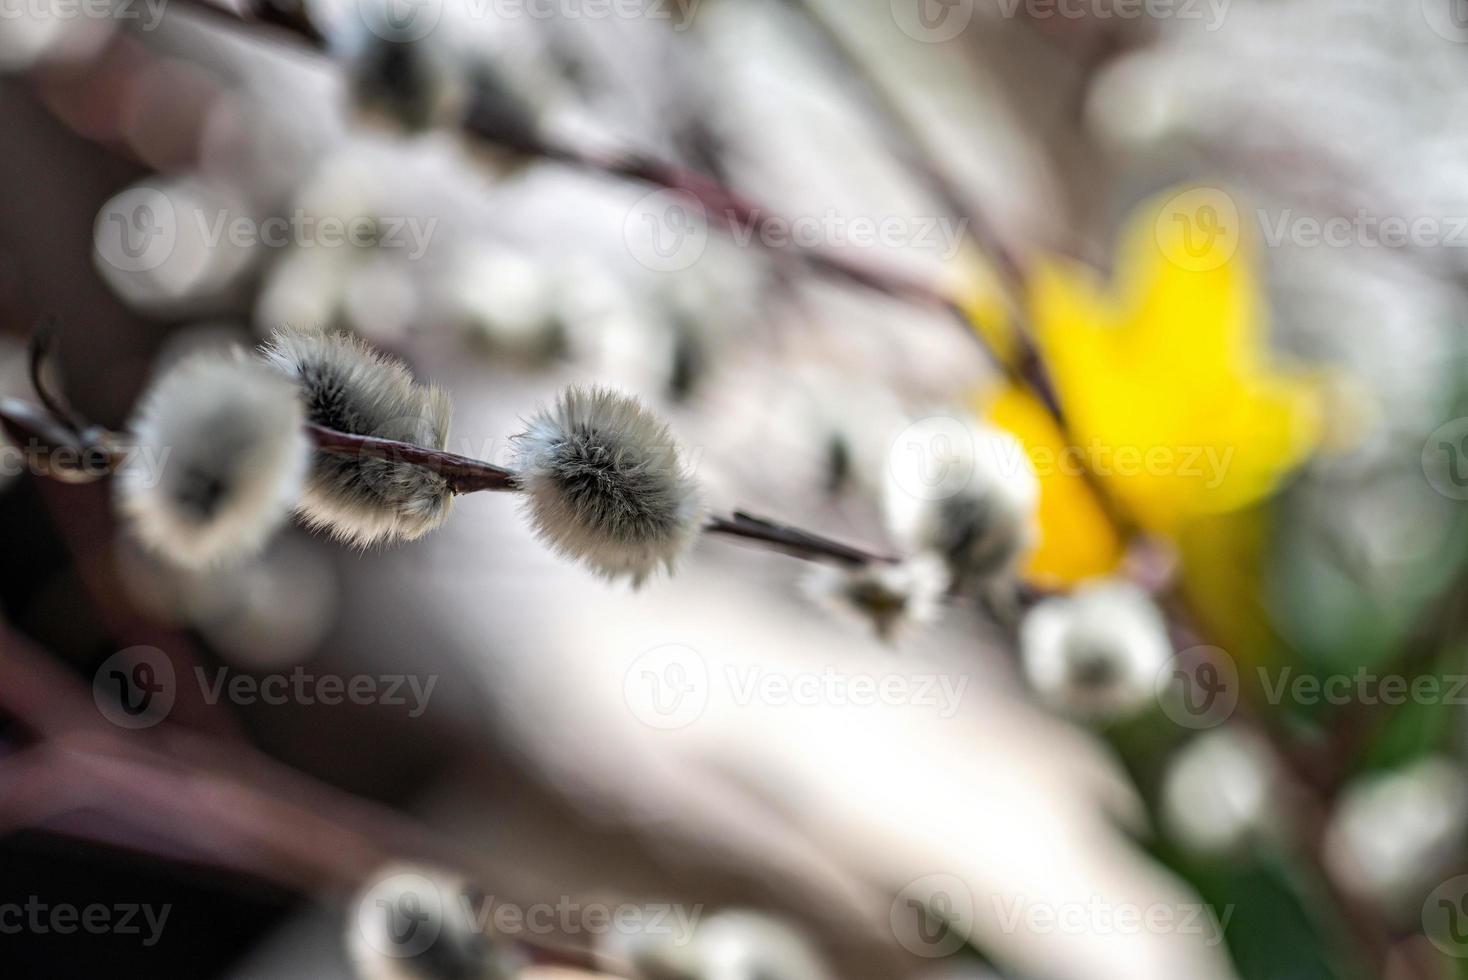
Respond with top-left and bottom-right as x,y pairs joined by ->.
783,0 -> 1027,292
307,425 -> 897,567
166,0 -> 1015,376
560,144 -> 966,315
168,0 -> 326,44
0,393 -> 901,571
249,0 -> 328,45
704,511 -> 896,569
0,397 -> 120,483
306,422 -> 520,494
0,396 -> 83,453
27,316 -> 87,436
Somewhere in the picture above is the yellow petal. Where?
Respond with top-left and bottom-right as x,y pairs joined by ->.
982,385 -> 1124,585
1022,186 -> 1323,538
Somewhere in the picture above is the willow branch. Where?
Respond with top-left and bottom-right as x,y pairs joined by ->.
307,422 -> 520,493
160,0 -> 1018,376
310,426 -> 896,568
1,396 -> 897,571
783,0 -> 1026,292
704,511 -> 897,568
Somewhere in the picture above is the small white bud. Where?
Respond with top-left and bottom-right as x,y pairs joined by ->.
556,263 -> 679,398
446,246 -> 561,363
1325,757 -> 1468,914
342,253 -> 423,346
513,386 -> 702,586
116,349 -> 310,568
802,553 -> 950,641
261,327 -> 454,547
883,415 -> 1038,589
117,532 -> 337,671
1021,580 -> 1171,721
347,864 -> 515,980
1161,728 -> 1281,856
255,248 -> 349,337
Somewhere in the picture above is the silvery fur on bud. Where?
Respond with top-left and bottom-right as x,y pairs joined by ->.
261,327 -> 454,547
512,385 -> 702,586
116,349 -> 311,568
1021,580 -> 1172,721
883,415 -> 1039,590
802,553 -> 950,641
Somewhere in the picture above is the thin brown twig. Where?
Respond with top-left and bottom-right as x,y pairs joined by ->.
2,396 -> 899,572
307,422 -> 520,493
164,0 -> 1023,378
27,316 -> 88,437
781,0 -> 1027,293
704,511 -> 897,568
311,425 -> 900,568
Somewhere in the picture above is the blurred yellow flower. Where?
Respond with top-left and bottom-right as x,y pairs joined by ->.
982,384 -> 1124,585
973,187 -> 1323,585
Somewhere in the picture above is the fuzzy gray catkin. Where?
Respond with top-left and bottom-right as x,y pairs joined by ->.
260,327 -> 454,547
883,415 -> 1038,588
1020,580 -> 1172,721
513,386 -> 702,585
116,349 -> 311,568
801,553 -> 950,641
